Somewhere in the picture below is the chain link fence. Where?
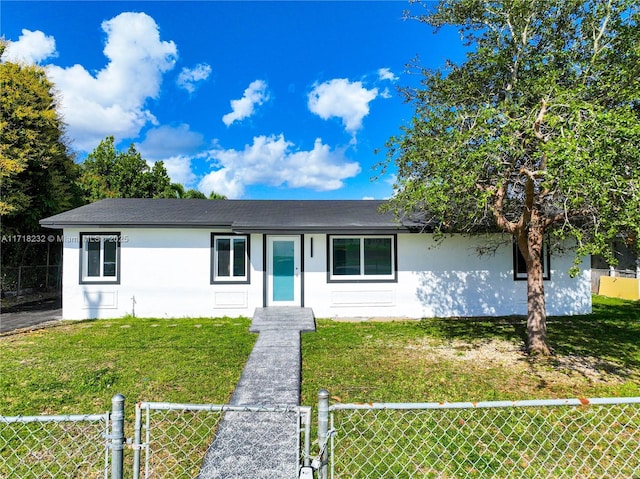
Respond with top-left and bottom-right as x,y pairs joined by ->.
133,402 -> 312,479
3,395 -> 639,478
0,412 -> 111,478
325,397 -> 640,479
0,397 -> 312,479
1,265 -> 61,297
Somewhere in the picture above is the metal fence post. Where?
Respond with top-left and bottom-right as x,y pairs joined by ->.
318,389 -> 330,479
133,403 -> 142,479
111,394 -> 125,479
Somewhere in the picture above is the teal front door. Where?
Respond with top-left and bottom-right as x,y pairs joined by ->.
267,236 -> 301,306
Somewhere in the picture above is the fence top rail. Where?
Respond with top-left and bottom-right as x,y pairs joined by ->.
0,412 -> 109,424
137,401 -> 309,414
329,396 -> 640,411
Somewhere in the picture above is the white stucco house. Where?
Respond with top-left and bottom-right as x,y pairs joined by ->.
40,198 -> 591,320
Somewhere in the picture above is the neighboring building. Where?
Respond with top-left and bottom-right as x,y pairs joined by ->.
591,239 -> 639,297
40,199 -> 591,320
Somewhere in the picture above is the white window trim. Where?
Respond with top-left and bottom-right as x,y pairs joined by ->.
328,235 -> 397,282
211,234 -> 250,284
79,233 -> 121,284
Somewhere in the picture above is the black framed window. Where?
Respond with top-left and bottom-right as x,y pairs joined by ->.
79,233 -> 121,284
513,240 -> 550,281
328,235 -> 396,282
211,234 -> 250,283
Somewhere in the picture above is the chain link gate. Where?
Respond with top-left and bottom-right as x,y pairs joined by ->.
132,401 -> 312,479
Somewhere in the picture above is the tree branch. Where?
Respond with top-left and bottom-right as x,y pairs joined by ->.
533,99 -> 548,142
592,0 -> 613,57
491,180 -> 518,234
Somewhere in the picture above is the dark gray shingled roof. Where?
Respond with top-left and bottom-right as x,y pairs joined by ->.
40,198 -> 420,232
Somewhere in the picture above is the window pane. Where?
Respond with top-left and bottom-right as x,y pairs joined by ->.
86,239 -> 101,277
514,241 -> 549,279
217,239 -> 231,277
273,240 -> 294,301
364,238 -> 392,275
515,246 -> 527,275
333,238 -> 360,275
233,239 -> 246,277
103,239 -> 117,277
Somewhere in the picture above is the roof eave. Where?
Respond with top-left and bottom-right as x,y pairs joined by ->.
231,225 -> 412,234
39,221 -> 233,229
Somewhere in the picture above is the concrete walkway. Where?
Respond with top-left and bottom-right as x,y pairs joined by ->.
198,307 -> 315,478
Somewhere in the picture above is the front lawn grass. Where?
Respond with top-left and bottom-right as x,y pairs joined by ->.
1,296 -> 638,415
301,295 -> 640,405
302,296 -> 640,478
2,296 -> 637,478
0,316 -> 255,417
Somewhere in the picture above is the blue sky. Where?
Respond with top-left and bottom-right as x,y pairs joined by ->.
3,1 -> 466,199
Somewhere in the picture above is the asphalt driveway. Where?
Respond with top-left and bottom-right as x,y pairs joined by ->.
0,297 -> 62,334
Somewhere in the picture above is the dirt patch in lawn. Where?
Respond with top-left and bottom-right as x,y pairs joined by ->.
402,337 -> 633,385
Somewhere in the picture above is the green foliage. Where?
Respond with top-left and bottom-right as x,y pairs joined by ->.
385,0 -> 639,255
184,188 -> 207,199
384,0 -> 640,353
0,48 -> 82,232
208,191 -> 227,200
83,150 -> 227,201
78,136 -> 173,202
163,182 -> 227,200
0,46 -> 83,269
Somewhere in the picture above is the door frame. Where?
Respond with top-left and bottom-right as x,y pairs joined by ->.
264,235 -> 303,307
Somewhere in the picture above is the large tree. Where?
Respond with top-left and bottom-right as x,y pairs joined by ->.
0,42 -> 82,232
80,137 -> 228,202
78,136 -> 174,201
1,42 -> 83,269
384,0 -> 640,354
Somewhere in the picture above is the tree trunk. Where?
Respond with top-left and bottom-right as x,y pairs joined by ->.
518,227 -> 552,355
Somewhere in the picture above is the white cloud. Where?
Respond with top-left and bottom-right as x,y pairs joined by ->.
3,29 -> 57,64
222,79 -> 270,126
136,124 -> 204,186
137,124 -> 204,160
45,12 -> 177,151
198,168 -> 245,199
378,67 -> 398,82
307,78 -> 378,135
177,63 -> 212,93
157,156 -> 197,186
385,173 -> 397,187
198,134 -> 361,198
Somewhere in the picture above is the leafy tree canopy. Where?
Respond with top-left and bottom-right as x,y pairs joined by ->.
383,0 -> 640,354
78,136 -> 174,202
162,182 -> 227,200
80,138 -> 228,202
0,42 -> 82,234
208,191 -> 227,200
